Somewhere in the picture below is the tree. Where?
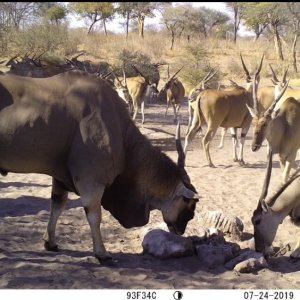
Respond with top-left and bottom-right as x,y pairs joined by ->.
116,2 -> 135,41
242,2 -> 269,41
0,2 -> 39,30
226,2 -> 246,43
40,3 -> 67,26
257,3 -> 288,61
131,2 -> 157,39
160,5 -> 186,50
286,3 -> 300,72
69,2 -> 115,35
186,6 -> 230,39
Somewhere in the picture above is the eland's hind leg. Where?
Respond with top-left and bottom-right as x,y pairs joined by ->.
218,128 -> 227,149
203,127 -> 218,168
229,128 -> 238,161
43,178 -> 68,251
186,103 -> 193,134
238,123 -> 251,165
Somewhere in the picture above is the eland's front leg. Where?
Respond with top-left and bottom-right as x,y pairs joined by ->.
44,178 -> 68,251
230,128 -> 238,161
238,122 -> 251,165
141,100 -> 145,124
172,102 -> 178,124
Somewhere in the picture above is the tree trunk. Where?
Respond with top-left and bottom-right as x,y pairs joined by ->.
203,27 -> 207,39
126,11 -> 129,41
178,26 -> 184,41
233,8 -> 238,43
273,25 -> 284,61
292,33 -> 298,72
170,31 -> 175,50
138,15 -> 145,39
103,19 -> 108,37
87,21 -> 97,34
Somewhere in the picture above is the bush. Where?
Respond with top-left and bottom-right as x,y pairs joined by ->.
12,23 -> 80,56
179,43 -> 221,89
115,49 -> 164,86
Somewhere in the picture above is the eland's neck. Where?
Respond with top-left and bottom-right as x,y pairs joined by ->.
124,123 -> 181,198
268,173 -> 300,219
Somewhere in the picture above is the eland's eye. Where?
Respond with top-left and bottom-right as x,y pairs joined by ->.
254,219 -> 261,225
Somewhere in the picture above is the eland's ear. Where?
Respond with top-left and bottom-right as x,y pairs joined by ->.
175,183 -> 199,199
261,199 -> 270,213
271,79 -> 277,86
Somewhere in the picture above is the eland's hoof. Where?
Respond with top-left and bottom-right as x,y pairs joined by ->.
239,159 -> 245,166
95,253 -> 115,266
44,241 -> 58,252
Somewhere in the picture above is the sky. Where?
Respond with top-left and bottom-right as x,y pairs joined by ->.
68,2 -> 252,36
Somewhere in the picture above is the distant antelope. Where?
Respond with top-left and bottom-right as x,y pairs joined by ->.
158,67 -> 185,124
114,66 -> 158,124
113,69 -> 133,111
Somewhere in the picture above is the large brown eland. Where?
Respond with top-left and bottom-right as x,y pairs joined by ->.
247,71 -> 300,183
0,71 -> 198,264
158,67 -> 185,124
186,70 -> 230,150
183,56 -> 264,167
183,85 -> 252,167
114,66 -> 159,124
252,160 -> 300,258
187,74 -> 240,150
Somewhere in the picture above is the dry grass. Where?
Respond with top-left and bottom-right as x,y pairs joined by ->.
73,31 -> 299,92
3,27 -> 300,91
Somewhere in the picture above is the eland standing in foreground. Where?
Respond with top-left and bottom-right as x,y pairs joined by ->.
0,71 -> 198,263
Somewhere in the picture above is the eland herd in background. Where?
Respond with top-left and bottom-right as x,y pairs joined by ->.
1,51 -> 300,263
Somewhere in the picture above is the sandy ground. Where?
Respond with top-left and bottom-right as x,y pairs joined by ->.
1,100 -> 300,289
